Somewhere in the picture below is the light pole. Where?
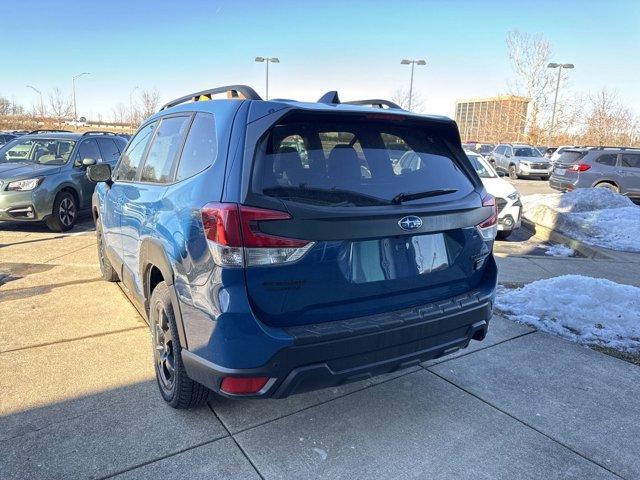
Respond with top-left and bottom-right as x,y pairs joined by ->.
547,62 -> 574,146
26,85 -> 44,117
255,56 -> 279,100
129,85 -> 139,129
72,72 -> 90,128
400,59 -> 426,111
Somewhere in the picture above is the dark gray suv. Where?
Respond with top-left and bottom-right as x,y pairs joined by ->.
549,147 -> 640,200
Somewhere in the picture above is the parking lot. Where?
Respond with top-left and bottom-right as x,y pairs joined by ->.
1,175 -> 640,480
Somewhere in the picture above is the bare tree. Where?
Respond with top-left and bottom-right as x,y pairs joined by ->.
137,88 -> 160,123
48,88 -> 72,123
506,30 -> 558,142
0,96 -> 25,116
581,88 -> 638,146
391,87 -> 424,112
112,102 -> 128,124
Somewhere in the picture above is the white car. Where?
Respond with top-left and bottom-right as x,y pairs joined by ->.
549,145 -> 579,165
465,150 -> 522,240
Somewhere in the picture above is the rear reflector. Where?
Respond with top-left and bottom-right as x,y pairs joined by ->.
477,194 -> 497,241
201,203 -> 313,267
220,376 -> 270,395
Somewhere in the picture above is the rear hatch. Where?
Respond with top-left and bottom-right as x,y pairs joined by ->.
552,149 -> 590,178
241,112 -> 495,328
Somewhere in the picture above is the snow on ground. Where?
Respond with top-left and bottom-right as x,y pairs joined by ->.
496,275 -> 640,352
544,244 -> 575,257
523,188 -> 640,252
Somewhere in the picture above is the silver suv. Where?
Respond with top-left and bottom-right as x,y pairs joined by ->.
549,147 -> 640,199
489,143 -> 551,180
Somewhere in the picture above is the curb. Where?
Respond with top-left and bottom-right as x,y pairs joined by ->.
521,217 -> 614,260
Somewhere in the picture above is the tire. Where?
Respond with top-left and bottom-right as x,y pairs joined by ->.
46,191 -> 78,232
496,230 -> 513,240
96,218 -> 119,282
149,281 -> 209,409
541,175 -> 550,181
508,165 -> 518,180
595,182 -> 619,193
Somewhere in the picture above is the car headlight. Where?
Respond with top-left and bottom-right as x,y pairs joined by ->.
5,177 -> 44,191
507,191 -> 520,201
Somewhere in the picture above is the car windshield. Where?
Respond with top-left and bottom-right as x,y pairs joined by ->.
466,153 -> 496,178
254,117 -> 475,207
513,147 -> 540,157
0,138 -> 76,165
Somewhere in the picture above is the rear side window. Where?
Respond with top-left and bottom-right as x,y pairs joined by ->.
77,139 -> 102,163
176,113 -> 217,181
96,138 -> 121,164
140,115 -> 190,183
114,122 -> 156,182
253,117 -> 475,207
621,153 -> 640,168
596,154 -> 618,167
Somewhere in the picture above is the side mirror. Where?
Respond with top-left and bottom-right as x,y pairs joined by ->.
87,164 -> 112,184
82,158 -> 97,167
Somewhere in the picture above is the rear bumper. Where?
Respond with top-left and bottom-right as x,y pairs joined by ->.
549,176 -> 577,192
182,258 -> 497,399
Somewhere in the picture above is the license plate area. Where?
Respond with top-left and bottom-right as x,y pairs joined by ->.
345,233 -> 451,283
554,168 -> 566,175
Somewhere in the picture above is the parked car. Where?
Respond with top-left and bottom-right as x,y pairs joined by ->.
0,131 -> 127,231
465,151 -> 521,239
491,143 -> 551,180
540,147 -> 556,159
88,85 -> 498,408
0,133 -> 17,146
476,143 -> 495,156
549,145 -> 579,166
549,147 -> 640,200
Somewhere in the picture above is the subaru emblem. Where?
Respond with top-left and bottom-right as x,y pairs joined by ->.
398,215 -> 423,231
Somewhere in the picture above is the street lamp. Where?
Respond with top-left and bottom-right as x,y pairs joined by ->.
129,85 -> 139,129
547,62 -> 574,146
255,56 -> 279,100
72,72 -> 90,128
26,85 -> 44,117
400,59 -> 426,111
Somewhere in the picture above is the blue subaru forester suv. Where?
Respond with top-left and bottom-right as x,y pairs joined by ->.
89,85 -> 497,408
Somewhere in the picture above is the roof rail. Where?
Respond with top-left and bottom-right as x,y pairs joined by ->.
28,129 -> 72,134
343,99 -> 403,110
81,131 -> 119,137
593,145 -> 638,150
317,91 -> 340,105
160,85 -> 262,111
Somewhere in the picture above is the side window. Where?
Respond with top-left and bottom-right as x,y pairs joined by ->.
596,154 -> 618,167
113,122 -> 156,182
621,154 -> 640,168
140,116 -> 191,184
96,138 -> 121,164
77,139 -> 102,164
496,145 -> 505,155
175,113 -> 217,181
506,146 -> 513,156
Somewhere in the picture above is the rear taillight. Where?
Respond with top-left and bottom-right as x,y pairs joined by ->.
220,376 -> 270,395
569,164 -> 591,172
477,194 -> 497,241
201,203 -> 314,267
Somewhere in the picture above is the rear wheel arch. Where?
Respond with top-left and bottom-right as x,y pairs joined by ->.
593,180 -> 620,191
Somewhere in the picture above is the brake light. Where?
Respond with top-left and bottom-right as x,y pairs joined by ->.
477,194 -> 497,241
220,376 -> 270,395
201,203 -> 314,267
569,164 -> 591,172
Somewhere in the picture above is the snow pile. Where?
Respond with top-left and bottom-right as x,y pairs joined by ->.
544,244 -> 574,257
523,188 -> 640,252
496,275 -> 640,352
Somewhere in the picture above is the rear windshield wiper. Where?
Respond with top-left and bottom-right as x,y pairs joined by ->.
391,188 -> 457,205
262,185 -> 392,206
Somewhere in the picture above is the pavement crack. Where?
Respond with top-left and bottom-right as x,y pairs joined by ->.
425,368 -> 627,480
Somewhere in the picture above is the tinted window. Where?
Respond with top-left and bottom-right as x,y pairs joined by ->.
596,154 -> 618,167
558,151 -> 588,164
176,113 -> 217,181
96,138 -> 121,164
254,118 -> 474,207
140,116 -> 190,183
621,154 -> 640,168
77,139 -> 102,164
496,145 -> 506,155
114,122 -> 156,182
513,147 -> 539,157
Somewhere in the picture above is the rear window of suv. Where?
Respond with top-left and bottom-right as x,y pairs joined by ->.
558,150 -> 588,164
253,116 -> 475,207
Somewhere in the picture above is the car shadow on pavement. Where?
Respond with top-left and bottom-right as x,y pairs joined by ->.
0,276 -> 102,302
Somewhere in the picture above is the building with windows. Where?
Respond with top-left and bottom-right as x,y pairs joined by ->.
454,95 -> 529,143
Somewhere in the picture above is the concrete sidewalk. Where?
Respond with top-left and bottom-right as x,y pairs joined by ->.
1,223 -> 639,479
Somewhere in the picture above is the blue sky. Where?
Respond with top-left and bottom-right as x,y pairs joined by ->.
2,0 -> 639,119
